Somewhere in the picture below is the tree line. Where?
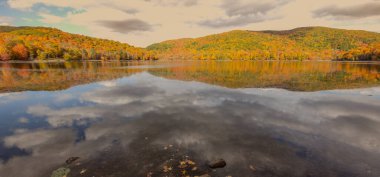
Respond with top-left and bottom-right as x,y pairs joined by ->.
0,26 -> 158,61
1,26 -> 380,61
147,27 -> 380,61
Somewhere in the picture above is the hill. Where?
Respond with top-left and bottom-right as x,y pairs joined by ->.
0,26 -> 157,61
147,27 -> 380,61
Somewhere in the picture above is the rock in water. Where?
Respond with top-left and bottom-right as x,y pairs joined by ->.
65,157 -> 80,164
199,174 -> 211,177
51,167 -> 70,177
208,159 -> 226,169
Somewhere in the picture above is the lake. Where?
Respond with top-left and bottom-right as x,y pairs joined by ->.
0,60 -> 380,177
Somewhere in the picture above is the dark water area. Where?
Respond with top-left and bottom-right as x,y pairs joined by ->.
0,61 -> 380,177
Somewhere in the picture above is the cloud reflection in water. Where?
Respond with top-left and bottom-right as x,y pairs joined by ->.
1,72 -> 380,177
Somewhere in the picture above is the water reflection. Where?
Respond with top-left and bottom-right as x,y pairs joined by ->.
0,61 -> 145,92
150,61 -> 380,91
1,60 -> 380,92
1,73 -> 380,177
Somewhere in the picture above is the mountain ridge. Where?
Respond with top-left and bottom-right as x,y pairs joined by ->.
1,26 -> 379,61
149,26 -> 380,45
0,26 -> 157,61
147,26 -> 380,60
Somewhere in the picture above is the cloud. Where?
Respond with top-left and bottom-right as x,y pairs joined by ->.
122,8 -> 139,14
102,3 -> 139,14
27,104 -> 106,127
4,129 -> 68,149
18,117 -> 29,124
6,0 -> 93,10
38,12 -> 65,24
81,84 -> 164,105
0,128 -> 108,177
4,0 -> 380,47
313,2 -> 380,19
198,15 -> 275,28
0,92 -> 28,105
54,93 -> 74,103
144,0 -> 198,6
97,19 -> 153,34
198,0 -> 290,28
25,73 -> 380,153
6,0 -> 199,9
0,16 -> 12,26
2,73 -> 380,176
222,0 -> 289,17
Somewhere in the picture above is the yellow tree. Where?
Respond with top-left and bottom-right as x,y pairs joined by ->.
0,45 -> 10,61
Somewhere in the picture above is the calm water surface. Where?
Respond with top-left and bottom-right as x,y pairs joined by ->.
0,60 -> 380,177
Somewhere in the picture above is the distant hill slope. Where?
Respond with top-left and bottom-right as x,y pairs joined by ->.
0,26 -> 157,61
147,27 -> 380,60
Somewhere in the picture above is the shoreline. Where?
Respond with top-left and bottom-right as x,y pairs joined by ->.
1,59 -> 380,64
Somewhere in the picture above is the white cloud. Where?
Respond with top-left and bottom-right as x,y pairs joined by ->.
7,0 -> 93,10
4,129 -> 62,149
25,73 -> 380,152
198,0 -> 291,28
38,12 -> 65,24
0,92 -> 28,105
2,73 -> 380,176
0,16 -> 12,26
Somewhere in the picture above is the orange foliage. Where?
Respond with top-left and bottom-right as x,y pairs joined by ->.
0,45 -> 10,61
0,26 -> 158,61
12,44 -> 28,60
148,27 -> 380,61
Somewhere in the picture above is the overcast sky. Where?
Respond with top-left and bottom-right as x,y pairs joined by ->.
0,0 -> 380,47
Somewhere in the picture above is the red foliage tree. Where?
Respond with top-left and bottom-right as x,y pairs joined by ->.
11,44 -> 28,60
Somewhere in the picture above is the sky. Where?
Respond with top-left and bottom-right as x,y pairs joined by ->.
0,0 -> 380,47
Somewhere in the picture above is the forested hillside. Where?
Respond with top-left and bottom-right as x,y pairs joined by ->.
2,26 -> 379,61
0,26 -> 157,61
147,27 -> 380,61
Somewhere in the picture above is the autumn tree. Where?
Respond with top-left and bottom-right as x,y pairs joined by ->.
0,26 -> 157,61
11,43 -> 28,60
148,27 -> 380,61
0,45 -> 11,61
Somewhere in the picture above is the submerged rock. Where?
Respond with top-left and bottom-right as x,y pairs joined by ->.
199,174 -> 211,177
51,167 -> 70,177
80,169 -> 87,175
208,159 -> 226,169
65,157 -> 80,165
